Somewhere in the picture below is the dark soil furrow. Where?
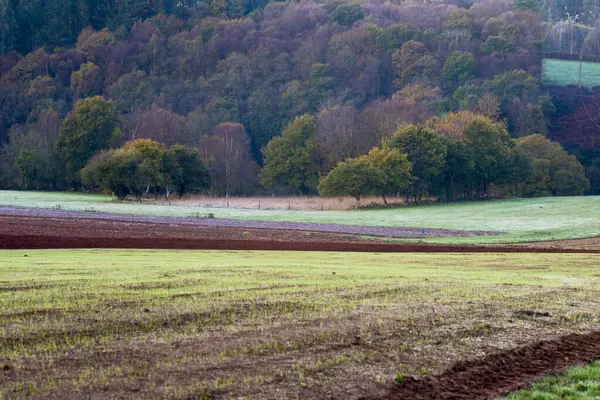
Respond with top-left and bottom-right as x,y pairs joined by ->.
370,330 -> 600,400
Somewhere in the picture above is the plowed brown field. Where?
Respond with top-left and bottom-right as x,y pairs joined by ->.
2,209 -> 600,399
1,214 -> 599,253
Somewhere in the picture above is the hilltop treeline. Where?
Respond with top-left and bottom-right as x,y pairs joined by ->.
0,0 -> 599,199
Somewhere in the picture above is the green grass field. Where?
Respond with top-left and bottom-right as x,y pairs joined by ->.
1,249 -> 599,398
542,59 -> 600,87
503,361 -> 600,399
1,190 -> 599,244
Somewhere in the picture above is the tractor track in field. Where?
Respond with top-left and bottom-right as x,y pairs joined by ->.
368,329 -> 600,400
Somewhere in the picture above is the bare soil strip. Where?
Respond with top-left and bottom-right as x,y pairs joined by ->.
523,236 -> 600,251
369,330 -> 600,400
3,233 -> 600,253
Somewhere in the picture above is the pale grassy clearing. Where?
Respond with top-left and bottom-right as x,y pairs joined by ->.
1,250 -> 600,399
0,190 -> 402,211
542,59 -> 600,87
1,190 -> 600,243
170,194 -> 406,210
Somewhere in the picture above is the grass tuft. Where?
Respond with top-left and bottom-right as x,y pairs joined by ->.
502,361 -> 600,399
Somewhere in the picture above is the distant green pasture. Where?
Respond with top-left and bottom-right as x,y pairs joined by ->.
542,59 -> 600,87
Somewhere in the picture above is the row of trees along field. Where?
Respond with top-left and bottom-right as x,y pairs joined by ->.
267,112 -> 588,202
1,0 -> 599,199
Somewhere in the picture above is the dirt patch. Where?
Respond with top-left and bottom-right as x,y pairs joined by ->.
523,236 -> 600,251
515,310 -> 552,318
369,330 -> 600,400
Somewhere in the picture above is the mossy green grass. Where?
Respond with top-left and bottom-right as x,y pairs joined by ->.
502,361 -> 600,399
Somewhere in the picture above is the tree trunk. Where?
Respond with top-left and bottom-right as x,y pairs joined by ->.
467,179 -> 473,200
416,180 -> 421,204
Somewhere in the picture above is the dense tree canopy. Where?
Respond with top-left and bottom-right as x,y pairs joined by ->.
56,96 -> 120,182
516,134 -> 590,196
166,144 -> 212,198
390,125 -> 447,203
318,156 -> 383,202
0,0 -> 595,200
261,115 -> 318,194
319,145 -> 413,202
82,139 -> 211,199
442,52 -> 476,92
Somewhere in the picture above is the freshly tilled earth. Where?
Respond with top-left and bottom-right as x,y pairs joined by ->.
367,330 -> 600,400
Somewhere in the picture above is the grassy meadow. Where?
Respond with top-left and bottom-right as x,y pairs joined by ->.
1,190 -> 600,243
1,249 -> 600,398
542,59 -> 600,87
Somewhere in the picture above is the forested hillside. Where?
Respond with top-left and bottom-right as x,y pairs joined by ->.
1,0 -> 600,199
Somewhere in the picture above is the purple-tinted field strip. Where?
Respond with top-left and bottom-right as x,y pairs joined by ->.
0,205 -> 497,238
